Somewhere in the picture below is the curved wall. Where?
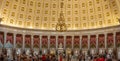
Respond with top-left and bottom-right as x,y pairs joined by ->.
0,24 -> 120,51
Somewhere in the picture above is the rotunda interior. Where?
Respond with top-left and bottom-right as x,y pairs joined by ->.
0,0 -> 120,60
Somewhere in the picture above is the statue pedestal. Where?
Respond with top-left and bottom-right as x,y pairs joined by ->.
58,48 -> 64,54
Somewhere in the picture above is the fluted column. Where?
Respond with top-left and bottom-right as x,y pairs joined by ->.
96,34 -> 99,53
31,35 -> 33,49
105,33 -> 107,49
113,32 -> 116,48
64,35 -> 66,49
72,36 -> 74,49
13,33 -> 16,48
80,35 -> 82,49
56,35 -> 58,49
48,35 -> 50,50
22,34 -> 25,50
4,32 -> 7,48
40,35 -> 42,49
88,35 -> 90,49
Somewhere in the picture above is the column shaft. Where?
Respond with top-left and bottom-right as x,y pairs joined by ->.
72,36 -> 74,49
31,35 -> 33,49
113,32 -> 116,48
48,35 -> 50,49
4,32 -> 7,48
105,33 -> 107,49
13,33 -> 16,48
88,35 -> 90,49
22,34 -> 25,50
56,36 -> 58,49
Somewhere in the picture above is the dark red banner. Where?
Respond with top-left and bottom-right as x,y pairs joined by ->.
66,36 -> 72,48
107,33 -> 113,48
98,34 -> 105,48
0,32 -> 4,44
42,36 -> 48,48
74,36 -> 80,48
58,36 -> 64,48
50,36 -> 56,48
6,33 -> 13,44
33,35 -> 39,48
25,35 -> 31,48
90,35 -> 96,48
116,32 -> 120,47
82,36 -> 88,48
16,34 -> 22,48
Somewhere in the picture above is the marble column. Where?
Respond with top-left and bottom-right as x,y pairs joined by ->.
40,35 -> 42,49
64,35 -> 66,49
13,33 -> 16,48
31,35 -> 33,49
48,35 -> 50,50
96,34 -> 99,53
88,35 -> 90,49
72,36 -> 74,49
80,35 -> 82,49
113,32 -> 116,48
22,34 -> 25,50
105,33 -> 107,49
56,35 -> 58,49
4,32 -> 7,48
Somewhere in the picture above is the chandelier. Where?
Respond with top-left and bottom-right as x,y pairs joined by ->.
56,2 -> 67,32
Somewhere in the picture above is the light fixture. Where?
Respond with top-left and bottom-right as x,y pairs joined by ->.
55,2 -> 67,32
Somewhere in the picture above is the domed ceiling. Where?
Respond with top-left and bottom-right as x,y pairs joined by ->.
0,0 -> 120,30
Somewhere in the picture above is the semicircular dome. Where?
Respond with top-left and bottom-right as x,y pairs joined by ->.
0,0 -> 120,30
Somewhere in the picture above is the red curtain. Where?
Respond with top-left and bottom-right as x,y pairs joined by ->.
74,36 -> 80,48
50,36 -> 56,48
90,35 -> 96,48
16,34 -> 22,47
66,36 -> 72,48
98,34 -> 105,48
116,32 -> 120,47
33,35 -> 39,48
107,33 -> 113,48
42,36 -> 48,48
82,36 -> 88,48
25,35 -> 31,48
6,33 -> 13,44
0,32 -> 4,44
58,36 -> 64,45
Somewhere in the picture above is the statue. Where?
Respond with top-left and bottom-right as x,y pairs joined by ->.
59,43 -> 63,48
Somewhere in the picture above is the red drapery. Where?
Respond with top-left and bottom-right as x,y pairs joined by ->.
90,35 -> 96,48
98,34 -> 105,48
33,35 -> 39,48
58,36 -> 64,45
25,35 -> 31,48
6,33 -> 13,44
107,33 -> 113,48
50,36 -> 56,48
0,32 -> 4,44
16,34 -> 22,47
116,32 -> 120,47
74,36 -> 80,48
82,36 -> 88,48
66,36 -> 72,48
42,36 -> 48,48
